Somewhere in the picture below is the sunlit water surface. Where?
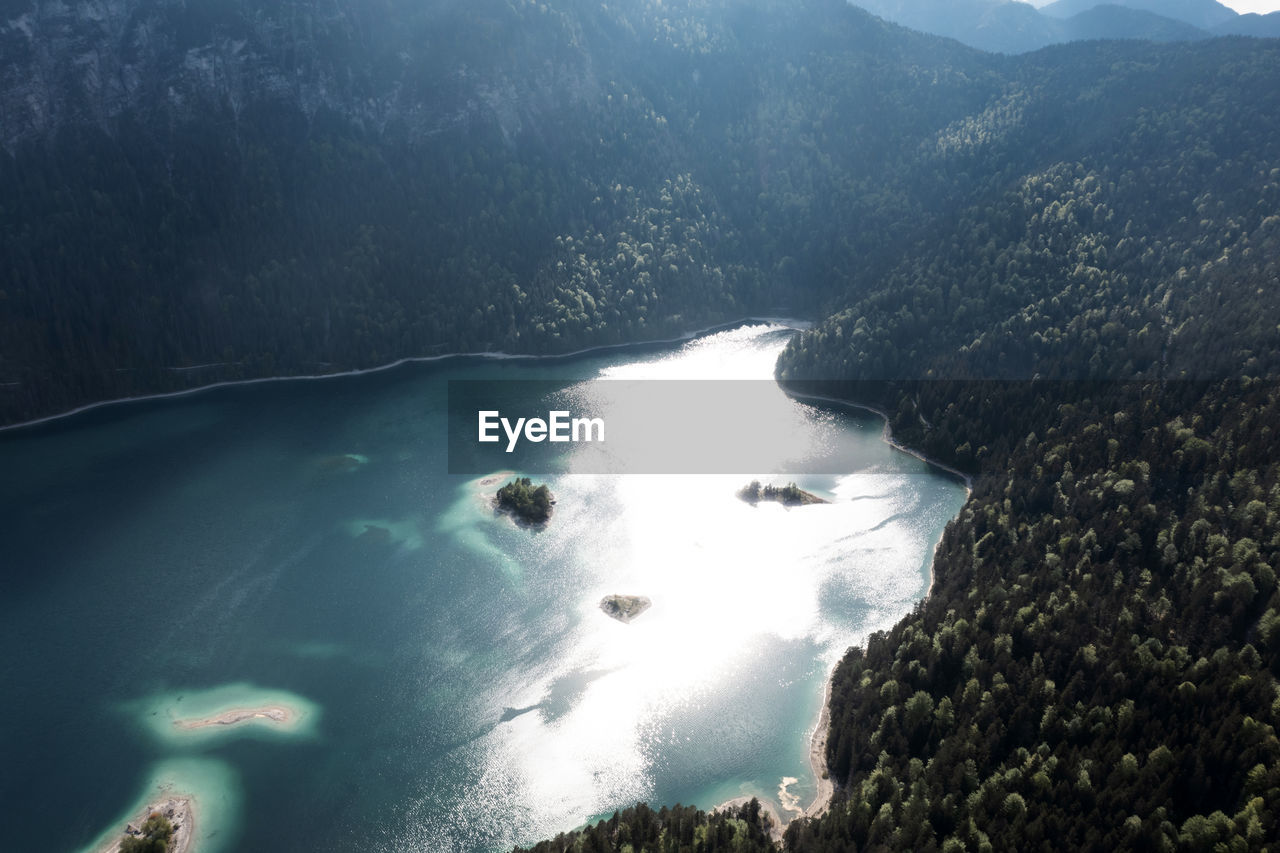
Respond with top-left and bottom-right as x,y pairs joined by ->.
0,324 -> 966,851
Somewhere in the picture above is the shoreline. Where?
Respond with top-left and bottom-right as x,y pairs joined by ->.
784,390 -> 973,600
761,389 -> 974,824
90,791 -> 196,853
704,385 -> 973,831
784,391 -> 974,494
700,662 -> 836,833
804,671 -> 835,820
0,316 -> 812,435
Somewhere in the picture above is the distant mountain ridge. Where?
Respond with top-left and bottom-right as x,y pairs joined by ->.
851,0 -> 1278,52
1040,0 -> 1237,29
1063,4 -> 1208,42
845,0 -> 1057,53
1214,10 -> 1280,35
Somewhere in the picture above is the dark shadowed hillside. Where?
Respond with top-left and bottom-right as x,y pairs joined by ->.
770,35 -> 1280,853
0,0 -> 1005,424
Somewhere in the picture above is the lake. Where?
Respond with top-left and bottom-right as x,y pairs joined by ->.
0,322 -> 967,852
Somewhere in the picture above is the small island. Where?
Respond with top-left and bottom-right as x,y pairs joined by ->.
94,796 -> 194,853
120,811 -> 177,853
495,477 -> 555,525
600,594 -> 652,623
737,480 -> 828,506
174,704 -> 293,731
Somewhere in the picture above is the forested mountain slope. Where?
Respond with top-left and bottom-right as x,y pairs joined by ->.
5,2 -> 1277,431
768,37 -> 1280,853
0,0 -> 1002,424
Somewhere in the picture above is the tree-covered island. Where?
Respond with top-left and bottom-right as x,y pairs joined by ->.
494,478 -> 555,525
119,812 -> 174,853
738,481 -> 828,507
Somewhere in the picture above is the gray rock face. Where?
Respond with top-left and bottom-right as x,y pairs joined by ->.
600,594 -> 652,623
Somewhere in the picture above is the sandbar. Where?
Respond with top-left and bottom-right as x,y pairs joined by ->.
173,704 -> 294,731
132,685 -> 319,746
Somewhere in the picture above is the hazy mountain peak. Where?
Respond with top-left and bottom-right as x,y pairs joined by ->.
1213,9 -> 1280,35
848,0 -> 1278,52
1040,0 -> 1238,29
1063,3 -> 1209,42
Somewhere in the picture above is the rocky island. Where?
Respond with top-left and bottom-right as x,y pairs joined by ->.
495,477 -> 555,525
737,480 -> 828,507
93,795 -> 194,853
599,594 -> 652,623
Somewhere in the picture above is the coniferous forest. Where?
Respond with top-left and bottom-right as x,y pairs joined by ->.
3,0 -> 1280,850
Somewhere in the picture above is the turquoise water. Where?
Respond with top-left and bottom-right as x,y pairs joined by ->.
0,324 -> 967,852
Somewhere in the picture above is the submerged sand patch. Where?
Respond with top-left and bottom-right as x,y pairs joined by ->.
80,757 -> 239,853
315,453 -> 369,475
131,683 -> 320,746
342,517 -> 424,549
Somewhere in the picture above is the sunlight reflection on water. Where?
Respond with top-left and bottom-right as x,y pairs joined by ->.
416,323 -> 968,850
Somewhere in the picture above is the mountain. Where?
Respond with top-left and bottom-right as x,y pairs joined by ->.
850,0 -> 1212,52
1214,10 -> 1280,36
840,0 -> 1062,53
1046,0 -> 1280,38
1041,0 -> 1238,29
1060,3 -> 1209,41
853,0 -> 1280,52
0,0 -> 1001,424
